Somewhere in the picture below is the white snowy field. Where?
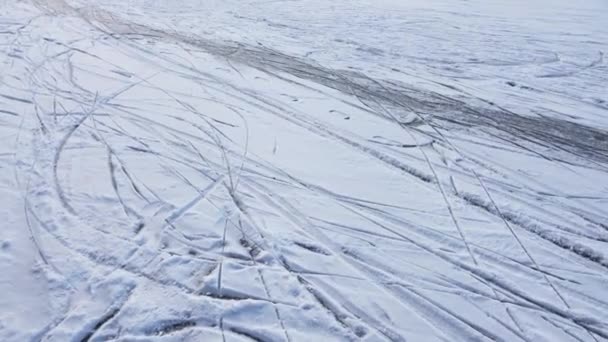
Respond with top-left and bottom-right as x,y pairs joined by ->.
1,0 -> 607,340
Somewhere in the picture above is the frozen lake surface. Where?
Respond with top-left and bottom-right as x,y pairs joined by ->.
1,0 -> 607,340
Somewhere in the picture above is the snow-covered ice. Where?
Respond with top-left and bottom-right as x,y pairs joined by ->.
1,0 -> 607,340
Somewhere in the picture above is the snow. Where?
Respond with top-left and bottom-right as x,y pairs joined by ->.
1,0 -> 607,341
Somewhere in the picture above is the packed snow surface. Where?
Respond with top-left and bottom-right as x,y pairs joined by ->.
1,0 -> 607,340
